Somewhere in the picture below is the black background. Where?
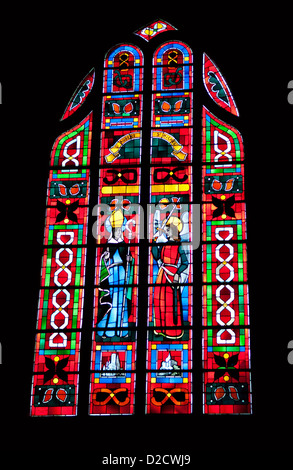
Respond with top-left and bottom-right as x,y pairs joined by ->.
1,4 -> 292,456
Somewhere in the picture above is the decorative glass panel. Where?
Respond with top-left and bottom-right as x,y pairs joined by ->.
30,114 -> 92,416
202,105 -> 252,414
146,41 -> 193,414
89,44 -> 143,415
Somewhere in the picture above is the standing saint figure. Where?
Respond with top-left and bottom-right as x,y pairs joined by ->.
97,209 -> 133,338
151,216 -> 188,339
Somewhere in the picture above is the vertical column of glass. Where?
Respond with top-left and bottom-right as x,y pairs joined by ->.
201,106 -> 252,414
146,41 -> 194,414
89,44 -> 144,415
30,113 -> 93,416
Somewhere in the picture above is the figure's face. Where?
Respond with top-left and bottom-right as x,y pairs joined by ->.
113,227 -> 122,240
165,225 -> 172,239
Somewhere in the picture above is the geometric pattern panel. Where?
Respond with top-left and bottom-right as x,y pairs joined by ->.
30,114 -> 92,416
201,105 -> 252,414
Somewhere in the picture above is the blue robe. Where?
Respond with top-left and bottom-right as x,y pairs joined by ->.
97,240 -> 129,337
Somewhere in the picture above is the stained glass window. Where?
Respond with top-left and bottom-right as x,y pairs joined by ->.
30,19 -> 252,417
146,41 -> 193,414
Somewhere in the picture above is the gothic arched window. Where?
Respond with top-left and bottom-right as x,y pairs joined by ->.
30,19 -> 252,416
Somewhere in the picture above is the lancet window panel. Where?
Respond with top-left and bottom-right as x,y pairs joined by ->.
31,113 -> 92,416
201,104 -> 251,414
146,40 -> 194,415
89,43 -> 144,416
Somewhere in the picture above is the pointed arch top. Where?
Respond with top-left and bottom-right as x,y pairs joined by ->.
153,40 -> 193,65
152,41 -> 193,91
104,43 -> 144,68
103,43 -> 144,93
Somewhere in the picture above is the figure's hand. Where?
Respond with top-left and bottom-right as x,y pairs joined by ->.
174,273 -> 180,283
126,254 -> 133,263
104,251 -> 110,260
153,227 -> 164,240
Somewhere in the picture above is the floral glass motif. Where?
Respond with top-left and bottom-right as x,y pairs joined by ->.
134,19 -> 177,42
203,54 -> 239,116
61,68 -> 95,121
